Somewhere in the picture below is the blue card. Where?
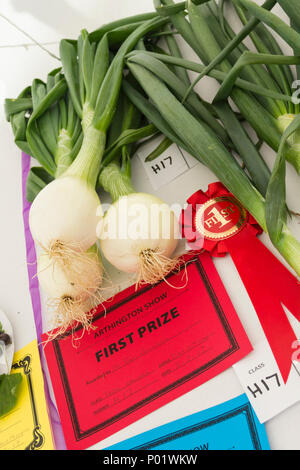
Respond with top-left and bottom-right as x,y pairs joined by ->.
107,394 -> 270,450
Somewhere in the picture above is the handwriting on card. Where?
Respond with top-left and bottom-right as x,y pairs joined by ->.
150,156 -> 173,174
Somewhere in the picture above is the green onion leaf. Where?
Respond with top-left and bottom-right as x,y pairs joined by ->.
122,77 -> 202,160
145,136 -> 172,162
92,16 -> 168,132
181,0 -> 276,100
127,59 -> 266,228
213,101 -> 271,196
214,52 -> 300,103
0,373 -> 22,418
277,0 -> 300,32
266,114 -> 300,244
60,39 -> 83,118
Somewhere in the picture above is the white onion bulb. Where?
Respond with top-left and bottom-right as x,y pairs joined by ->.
29,175 -> 101,253
37,245 -> 104,333
37,249 -> 102,300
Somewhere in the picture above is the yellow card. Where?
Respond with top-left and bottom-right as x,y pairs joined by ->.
0,339 -> 54,450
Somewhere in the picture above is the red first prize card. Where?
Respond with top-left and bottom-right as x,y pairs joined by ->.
42,252 -> 252,449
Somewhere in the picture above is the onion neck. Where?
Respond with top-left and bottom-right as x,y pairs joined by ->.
277,114 -> 300,148
276,224 -> 300,278
82,103 -> 95,133
99,162 -> 135,202
64,126 -> 106,188
277,114 -> 300,173
55,128 -> 73,178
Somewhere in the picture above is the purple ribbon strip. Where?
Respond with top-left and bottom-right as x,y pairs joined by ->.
22,153 -> 66,450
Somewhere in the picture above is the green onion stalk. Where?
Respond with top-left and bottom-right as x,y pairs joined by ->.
230,0 -> 300,171
100,28 -> 236,169
276,0 -> 300,32
126,49 -> 271,196
177,0 -> 300,174
150,1 -> 278,195
98,89 -> 161,172
144,0 -> 300,275
125,49 -> 300,279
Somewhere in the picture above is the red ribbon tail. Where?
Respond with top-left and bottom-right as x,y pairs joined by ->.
225,231 -> 300,383
242,231 -> 300,319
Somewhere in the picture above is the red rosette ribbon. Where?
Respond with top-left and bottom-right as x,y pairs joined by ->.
180,182 -> 300,383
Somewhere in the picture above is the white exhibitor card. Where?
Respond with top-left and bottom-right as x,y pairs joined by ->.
180,147 -> 200,169
137,138 -> 190,190
233,339 -> 300,423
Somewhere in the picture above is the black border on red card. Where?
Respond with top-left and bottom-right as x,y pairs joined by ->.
50,256 -> 240,442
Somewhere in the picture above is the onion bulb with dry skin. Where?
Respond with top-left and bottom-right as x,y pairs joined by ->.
99,163 -> 180,285
37,244 -> 104,334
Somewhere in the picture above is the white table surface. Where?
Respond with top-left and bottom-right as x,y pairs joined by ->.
0,0 -> 300,451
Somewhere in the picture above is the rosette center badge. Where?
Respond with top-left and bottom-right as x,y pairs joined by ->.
195,196 -> 248,241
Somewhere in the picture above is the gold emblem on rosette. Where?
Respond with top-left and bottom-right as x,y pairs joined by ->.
195,196 -> 248,241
